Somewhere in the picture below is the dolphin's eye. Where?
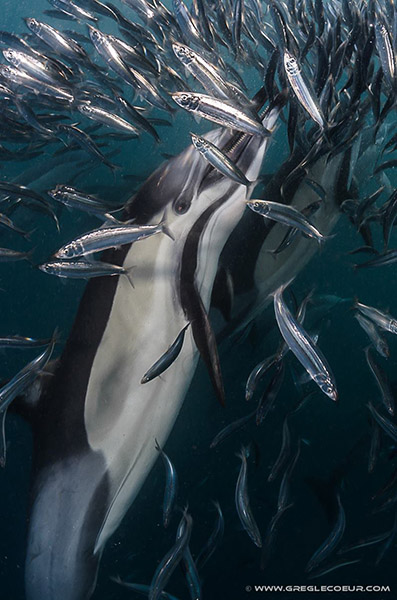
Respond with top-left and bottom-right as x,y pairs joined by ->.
173,196 -> 191,214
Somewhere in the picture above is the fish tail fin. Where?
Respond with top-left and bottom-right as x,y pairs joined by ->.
267,277 -> 295,300
122,265 -> 136,290
236,444 -> 250,461
160,211 -> 175,240
25,227 -> 37,242
319,233 -> 337,246
102,213 -> 121,226
351,296 -> 359,311
25,247 -> 37,265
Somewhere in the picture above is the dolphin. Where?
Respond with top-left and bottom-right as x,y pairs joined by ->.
24,97 -> 284,600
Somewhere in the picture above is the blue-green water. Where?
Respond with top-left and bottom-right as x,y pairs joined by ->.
0,1 -> 397,599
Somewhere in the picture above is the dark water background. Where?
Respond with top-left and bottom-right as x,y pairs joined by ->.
0,1 -> 396,599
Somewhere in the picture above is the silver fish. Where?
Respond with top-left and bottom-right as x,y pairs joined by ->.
355,300 -> 397,334
3,48 -> 65,86
48,0 -> 98,21
196,501 -> 224,570
375,19 -> 396,89
247,199 -> 329,243
0,334 -> 57,466
54,220 -> 172,258
306,494 -> 346,572
191,133 -> 250,186
154,439 -> 178,528
175,517 -> 201,600
209,408 -> 256,448
172,42 -> 235,101
77,103 -> 139,135
0,335 -> 52,349
368,402 -> 397,443
172,0 -> 207,50
338,531 -> 390,555
38,260 -> 135,287
172,92 -> 270,137
245,353 -> 278,402
0,247 -> 33,263
0,64 -> 74,102
283,49 -> 325,128
111,576 -> 181,600
268,416 -> 291,482
88,26 -> 137,88
149,512 -> 192,600
273,282 -> 338,401
308,559 -> 360,580
48,185 -> 122,219
0,335 -> 57,413
141,324 -> 190,384
354,313 -> 389,358
235,446 -> 262,547
25,18 -> 87,61
365,346 -> 394,416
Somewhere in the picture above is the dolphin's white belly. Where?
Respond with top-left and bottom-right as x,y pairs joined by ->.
85,137 -> 270,552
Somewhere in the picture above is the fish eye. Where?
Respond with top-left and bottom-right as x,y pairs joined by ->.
179,94 -> 191,106
173,196 -> 191,215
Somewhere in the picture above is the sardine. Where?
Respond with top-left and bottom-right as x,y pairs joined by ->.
77,103 -> 140,135
367,402 -> 397,443
354,313 -> 389,358
54,219 -> 172,258
273,283 -> 337,401
38,260 -> 135,287
247,199 -> 329,243
111,576 -> 181,600
48,184 -> 122,218
0,247 -> 33,263
191,133 -> 250,186
235,446 -> 262,547
268,417 -> 291,482
141,324 -> 190,384
306,494 -> 346,572
364,346 -> 394,416
149,512 -> 192,600
155,439 -> 178,529
172,92 -> 270,137
355,300 -> 397,334
283,49 -> 325,128
196,502 -> 224,571
308,558 -> 360,579
172,42 -> 232,100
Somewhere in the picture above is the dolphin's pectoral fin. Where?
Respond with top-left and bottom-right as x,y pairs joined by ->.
189,283 -> 225,406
